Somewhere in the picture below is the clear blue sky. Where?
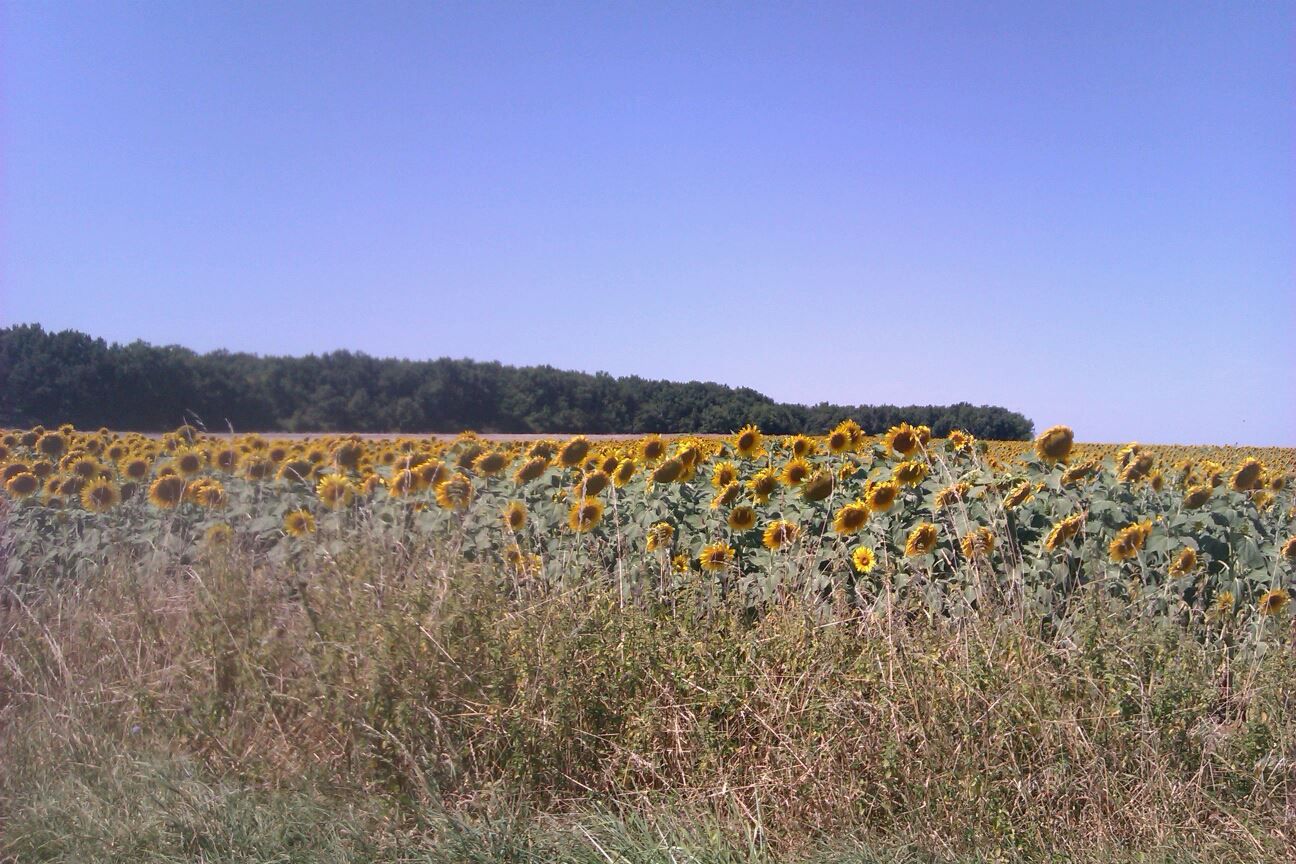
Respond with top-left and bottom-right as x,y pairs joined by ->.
3,1 -> 1292,444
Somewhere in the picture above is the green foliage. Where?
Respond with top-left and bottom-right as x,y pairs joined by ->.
0,323 -> 1034,437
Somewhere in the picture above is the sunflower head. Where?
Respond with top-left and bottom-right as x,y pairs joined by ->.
832,501 -> 870,535
780,458 -> 812,486
646,521 -> 675,552
710,480 -> 742,510
4,471 -> 40,498
1168,547 -> 1198,576
514,456 -> 549,484
435,474 -> 475,511
148,475 -> 186,509
734,425 -> 763,459
316,474 -> 355,509
651,458 -> 684,485
503,500 -> 528,531
1044,513 -> 1084,551
612,458 -> 637,487
1033,426 -> 1074,464
727,505 -> 757,532
284,509 -> 317,537
748,468 -> 779,503
1258,588 -> 1291,617
574,470 -> 610,498
37,432 -> 67,459
801,470 -> 834,502
1002,481 -> 1032,510
473,451 -> 510,477
893,460 -> 928,487
699,541 -> 734,571
1230,458 -> 1265,492
1281,536 -> 1296,561
567,497 -> 604,533
948,430 -> 975,452
79,478 -> 120,513
762,520 -> 800,551
851,546 -> 877,574
960,527 -> 996,559
943,484 -> 974,510
788,435 -> 817,458
204,523 -> 233,546
905,522 -> 940,557
557,437 -> 591,468
639,435 -> 666,463
865,479 -> 900,512
711,461 -> 739,489
884,423 -> 921,458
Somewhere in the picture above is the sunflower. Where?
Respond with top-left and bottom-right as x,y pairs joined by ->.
1182,485 -> 1212,509
2,462 -> 29,482
1108,521 -> 1151,562
59,475 -> 86,497
244,458 -> 273,481
567,497 -> 604,533
780,458 -> 812,486
788,434 -> 817,458
884,423 -> 920,458
514,456 -> 549,484
1230,458 -> 1264,492
1258,588 -> 1290,617
148,475 -> 186,509
748,468 -> 779,503
37,432 -> 67,458
455,443 -> 486,471
727,505 -> 757,532
1211,591 -> 1235,616
503,500 -> 528,531
418,460 -> 451,488
574,470 -> 610,498
1281,537 -> 1296,561
213,446 -> 240,472
360,473 -> 384,497
77,477 -> 119,512
190,478 -> 227,509
672,553 -> 692,573
1033,425 -> 1074,464
1002,481 -> 1033,510
826,426 -> 852,455
204,523 -> 233,546
801,470 -> 833,502
711,461 -> 739,489
473,451 -> 510,477
557,436 -> 591,469
905,522 -> 939,556
278,459 -> 315,484
865,479 -> 900,512
651,458 -> 684,485
710,481 -> 742,510
699,541 -> 734,571
646,521 -> 675,552
1044,513 -> 1084,551
960,527 -> 996,559
639,435 -> 666,463
948,430 -> 975,451
762,520 -> 800,551
1168,547 -> 1197,577
119,456 -> 150,481
1252,490 -> 1275,510
4,471 -> 39,498
388,468 -> 420,497
316,474 -> 355,509
284,509 -> 317,537
1119,453 -> 1155,484
734,425 -> 763,459
1148,471 -> 1165,492
893,460 -> 928,487
174,449 -> 206,477
851,546 -> 877,573
934,483 -> 969,510
612,458 -> 637,487
1061,460 -> 1097,486
832,501 -> 870,534
435,474 -> 475,511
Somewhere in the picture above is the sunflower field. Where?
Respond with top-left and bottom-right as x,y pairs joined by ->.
3,422 -> 1293,639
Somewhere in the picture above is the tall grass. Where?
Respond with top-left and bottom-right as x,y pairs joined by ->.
2,533 -> 1293,862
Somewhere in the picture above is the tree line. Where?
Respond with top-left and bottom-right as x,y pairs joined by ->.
0,324 -> 1033,438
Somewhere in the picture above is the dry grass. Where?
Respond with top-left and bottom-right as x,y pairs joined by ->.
2,535 -> 1294,862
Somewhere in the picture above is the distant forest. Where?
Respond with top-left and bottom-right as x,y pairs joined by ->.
0,324 -> 1033,438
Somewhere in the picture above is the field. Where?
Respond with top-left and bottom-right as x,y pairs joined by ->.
3,422 -> 1296,862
